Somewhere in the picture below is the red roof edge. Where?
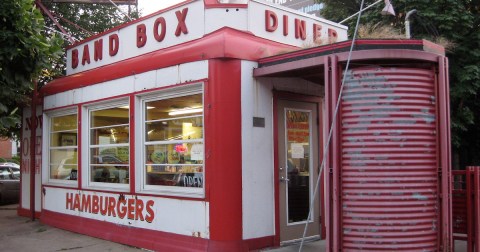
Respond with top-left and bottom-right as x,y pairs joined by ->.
257,39 -> 444,65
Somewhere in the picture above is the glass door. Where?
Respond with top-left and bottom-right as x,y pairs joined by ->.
277,99 -> 320,243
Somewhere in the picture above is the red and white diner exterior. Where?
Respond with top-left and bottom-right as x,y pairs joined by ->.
18,0 -> 452,251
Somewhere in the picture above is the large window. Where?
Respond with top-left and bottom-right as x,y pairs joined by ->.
87,101 -> 130,187
48,111 -> 78,182
142,90 -> 204,195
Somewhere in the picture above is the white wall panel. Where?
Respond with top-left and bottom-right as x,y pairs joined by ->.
44,61 -> 208,111
205,8 -> 248,34
53,92 -> 71,108
156,65 -> 179,88
72,89 -> 83,105
44,96 -> 56,110
134,70 -> 157,92
241,60 -> 275,239
179,60 -> 208,83
43,187 -> 210,238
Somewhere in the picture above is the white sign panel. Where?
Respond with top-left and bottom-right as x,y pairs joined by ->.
66,1 -> 205,75
248,1 -> 347,48
291,143 -> 304,158
21,106 -> 43,211
66,0 -> 347,75
190,144 -> 204,161
43,187 -> 209,237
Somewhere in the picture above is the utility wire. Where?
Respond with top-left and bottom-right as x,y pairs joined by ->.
108,0 -> 132,21
44,25 -> 79,41
298,0 -> 366,251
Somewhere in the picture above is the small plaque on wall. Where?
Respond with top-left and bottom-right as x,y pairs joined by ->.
253,117 -> 265,128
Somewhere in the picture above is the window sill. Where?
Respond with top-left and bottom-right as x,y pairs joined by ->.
139,187 -> 204,199
45,180 -> 78,188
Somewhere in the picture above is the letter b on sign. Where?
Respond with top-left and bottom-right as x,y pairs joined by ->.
137,24 -> 147,48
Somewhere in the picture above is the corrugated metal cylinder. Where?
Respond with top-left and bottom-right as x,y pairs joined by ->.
340,67 -> 439,251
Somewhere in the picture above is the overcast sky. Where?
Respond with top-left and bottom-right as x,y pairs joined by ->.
138,0 -> 185,16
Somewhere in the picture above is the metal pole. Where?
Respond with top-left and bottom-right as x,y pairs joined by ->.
35,0 -> 76,44
474,167 -> 480,252
298,0 -> 366,250
108,0 -> 132,21
339,0 -> 381,24
29,81 -> 37,221
405,20 -> 411,39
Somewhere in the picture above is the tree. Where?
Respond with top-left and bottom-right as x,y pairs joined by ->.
316,0 -> 480,166
0,0 -> 139,140
40,1 -> 139,43
39,1 -> 139,81
0,0 -> 63,139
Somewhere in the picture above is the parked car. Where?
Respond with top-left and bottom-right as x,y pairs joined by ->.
0,162 -> 19,169
0,164 -> 20,204
0,163 -> 20,180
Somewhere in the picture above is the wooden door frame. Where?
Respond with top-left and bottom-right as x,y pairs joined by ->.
273,90 -> 325,246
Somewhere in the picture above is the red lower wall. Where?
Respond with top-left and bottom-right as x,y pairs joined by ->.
40,210 -> 273,251
42,210 -> 209,252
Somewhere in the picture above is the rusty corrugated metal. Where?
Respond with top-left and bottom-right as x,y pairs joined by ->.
340,67 -> 439,251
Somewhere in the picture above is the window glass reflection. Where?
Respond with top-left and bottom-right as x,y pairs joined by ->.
89,104 -> 129,185
144,93 -> 204,189
49,113 -> 78,181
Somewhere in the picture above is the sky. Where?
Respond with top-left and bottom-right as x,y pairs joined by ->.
138,0 -> 185,16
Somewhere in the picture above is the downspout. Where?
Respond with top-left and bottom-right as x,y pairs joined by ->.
30,81 -> 37,221
405,9 -> 417,39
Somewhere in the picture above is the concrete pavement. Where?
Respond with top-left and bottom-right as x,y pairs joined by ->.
0,204 -> 468,251
0,204 -> 140,252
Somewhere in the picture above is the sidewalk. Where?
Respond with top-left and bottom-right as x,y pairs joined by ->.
0,204 -> 468,251
0,204 -> 140,252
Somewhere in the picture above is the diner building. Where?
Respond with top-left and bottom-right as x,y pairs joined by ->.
19,0 -> 452,251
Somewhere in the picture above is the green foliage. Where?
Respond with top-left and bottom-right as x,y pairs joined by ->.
0,1 -> 138,140
0,0 -> 63,139
316,0 -> 480,166
38,1 -> 139,85
9,155 -> 21,165
39,0 -> 139,87
41,1 -> 139,42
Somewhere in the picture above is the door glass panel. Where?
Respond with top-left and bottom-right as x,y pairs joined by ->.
285,109 -> 311,223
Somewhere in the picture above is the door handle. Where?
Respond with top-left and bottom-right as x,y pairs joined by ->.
280,176 -> 289,182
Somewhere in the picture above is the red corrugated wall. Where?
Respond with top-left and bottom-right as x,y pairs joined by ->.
339,67 -> 439,251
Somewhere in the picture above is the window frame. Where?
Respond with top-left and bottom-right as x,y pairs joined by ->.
82,98 -> 130,191
136,83 -> 205,198
42,108 -> 78,187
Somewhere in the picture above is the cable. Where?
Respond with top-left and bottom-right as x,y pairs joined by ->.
298,0 -> 366,251
44,26 -> 79,41
108,0 -> 132,21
